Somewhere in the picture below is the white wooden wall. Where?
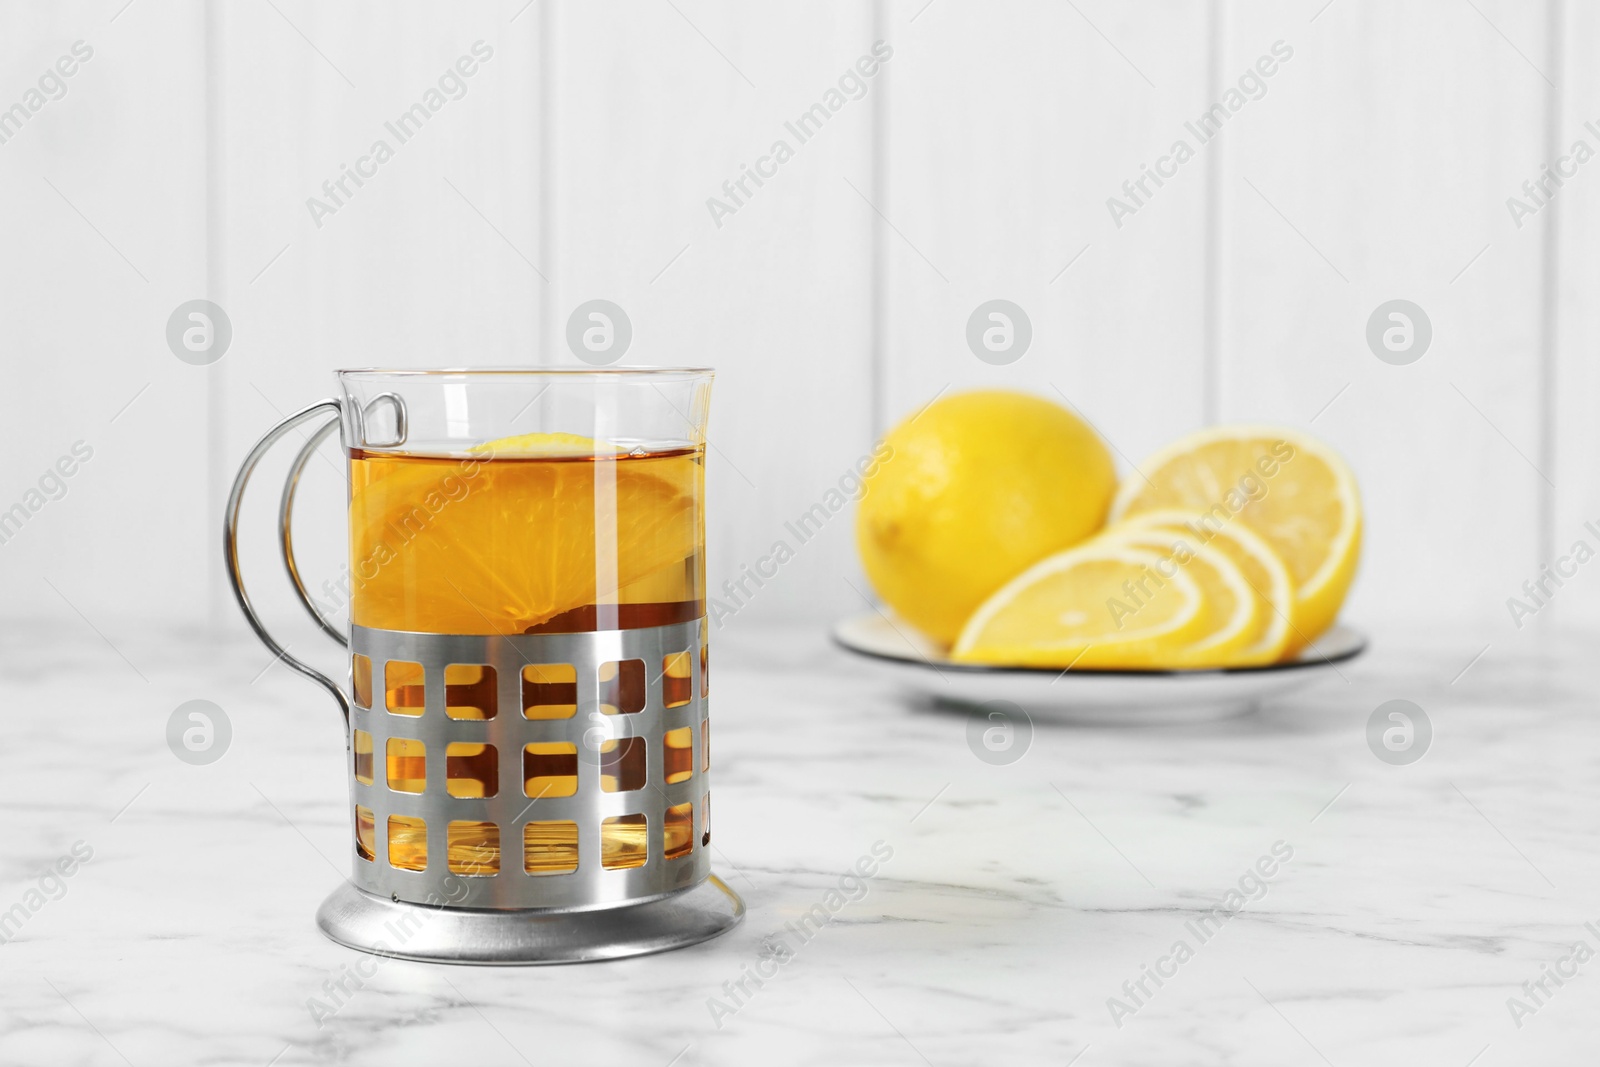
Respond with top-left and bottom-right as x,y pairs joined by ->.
0,0 -> 1589,649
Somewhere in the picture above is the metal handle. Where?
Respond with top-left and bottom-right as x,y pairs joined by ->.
279,391 -> 406,647
279,416 -> 347,648
224,399 -> 351,723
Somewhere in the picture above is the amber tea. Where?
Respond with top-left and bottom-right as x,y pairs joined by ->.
349,437 -> 705,874
348,440 -> 704,635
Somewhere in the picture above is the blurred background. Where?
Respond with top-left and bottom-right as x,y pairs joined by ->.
0,0 -> 1588,661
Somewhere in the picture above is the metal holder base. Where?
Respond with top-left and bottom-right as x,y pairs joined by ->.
316,875 -> 744,965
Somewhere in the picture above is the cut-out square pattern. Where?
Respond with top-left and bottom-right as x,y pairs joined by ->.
600,736 -> 646,793
448,820 -> 500,875
522,664 -> 577,719
523,743 -> 577,799
702,718 -> 710,773
385,660 -> 425,716
387,738 -> 426,794
701,639 -> 710,698
662,651 -> 693,708
447,742 -> 498,798
599,659 -> 646,715
702,792 -> 711,847
665,803 -> 694,860
664,727 -> 693,784
353,729 -> 374,785
355,805 -> 375,861
352,654 -> 373,709
388,815 -> 427,871
524,820 -> 578,875
445,664 -> 497,720
601,814 -> 648,870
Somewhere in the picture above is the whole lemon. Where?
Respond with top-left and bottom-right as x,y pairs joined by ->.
856,390 -> 1116,645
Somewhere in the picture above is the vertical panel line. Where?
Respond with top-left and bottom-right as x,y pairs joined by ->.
869,0 -> 889,444
1201,0 -> 1225,426
1539,0 -> 1562,575
206,0 -> 227,631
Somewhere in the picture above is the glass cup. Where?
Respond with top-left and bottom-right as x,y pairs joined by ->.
223,369 -> 740,963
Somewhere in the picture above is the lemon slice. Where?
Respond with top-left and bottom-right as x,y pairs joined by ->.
952,542 -> 1209,669
350,433 -> 698,634
1110,425 -> 1360,650
1119,509 -> 1295,665
1101,525 -> 1258,667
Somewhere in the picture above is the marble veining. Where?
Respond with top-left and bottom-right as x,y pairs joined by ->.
0,618 -> 1596,1065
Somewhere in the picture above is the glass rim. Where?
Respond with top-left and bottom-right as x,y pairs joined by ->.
336,367 -> 714,379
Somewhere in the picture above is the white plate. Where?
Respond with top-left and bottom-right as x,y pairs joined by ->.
831,613 -> 1367,725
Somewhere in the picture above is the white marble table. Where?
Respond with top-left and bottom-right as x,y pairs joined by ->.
1,618 -> 1596,1065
